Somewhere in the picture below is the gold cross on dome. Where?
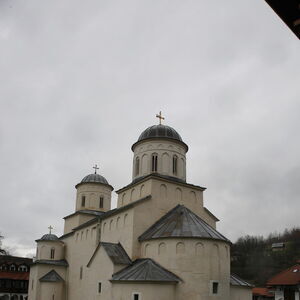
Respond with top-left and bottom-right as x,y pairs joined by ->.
156,111 -> 165,125
93,164 -> 99,174
48,225 -> 53,234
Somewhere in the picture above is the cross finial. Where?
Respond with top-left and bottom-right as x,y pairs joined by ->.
93,164 -> 99,174
156,111 -> 165,125
48,225 -> 53,234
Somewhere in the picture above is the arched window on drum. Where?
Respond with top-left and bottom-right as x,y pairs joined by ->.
151,153 -> 158,172
135,157 -> 140,176
172,155 -> 178,175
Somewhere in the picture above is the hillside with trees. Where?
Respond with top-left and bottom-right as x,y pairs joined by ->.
231,228 -> 300,286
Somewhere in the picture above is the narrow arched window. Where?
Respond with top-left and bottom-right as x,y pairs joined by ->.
173,155 -> 178,175
81,196 -> 86,207
135,157 -> 140,176
99,197 -> 104,208
151,153 -> 158,172
50,248 -> 55,259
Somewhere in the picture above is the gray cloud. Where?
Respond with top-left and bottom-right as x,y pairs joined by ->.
0,0 -> 299,255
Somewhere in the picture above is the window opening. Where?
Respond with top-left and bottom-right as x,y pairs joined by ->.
173,155 -> 178,175
151,154 -> 158,172
133,293 -> 140,300
19,265 -> 28,272
81,196 -> 86,207
135,157 -> 140,176
10,265 -> 16,271
80,266 -> 83,279
212,282 -> 219,294
98,282 -> 102,293
50,248 -> 55,259
100,197 -> 104,208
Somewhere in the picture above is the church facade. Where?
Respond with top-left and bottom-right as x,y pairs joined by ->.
28,120 -> 252,300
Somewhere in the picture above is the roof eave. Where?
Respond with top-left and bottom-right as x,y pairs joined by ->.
75,181 -> 114,191
131,137 -> 189,153
138,235 -> 231,244
110,279 -> 180,284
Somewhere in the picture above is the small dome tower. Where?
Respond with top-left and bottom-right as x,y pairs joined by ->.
35,227 -> 64,261
131,112 -> 188,182
75,165 -> 113,213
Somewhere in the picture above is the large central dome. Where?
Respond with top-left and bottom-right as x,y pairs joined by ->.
132,124 -> 188,151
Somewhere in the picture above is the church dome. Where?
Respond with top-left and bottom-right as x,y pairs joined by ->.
75,171 -> 113,190
81,173 -> 109,185
36,233 -> 59,242
132,124 -> 188,151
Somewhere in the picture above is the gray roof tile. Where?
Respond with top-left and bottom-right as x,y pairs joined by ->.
230,274 -> 253,287
138,205 -> 230,243
111,259 -> 181,283
101,242 -> 132,265
33,259 -> 68,267
39,270 -> 64,282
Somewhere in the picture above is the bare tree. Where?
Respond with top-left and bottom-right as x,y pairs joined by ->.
0,233 -> 7,255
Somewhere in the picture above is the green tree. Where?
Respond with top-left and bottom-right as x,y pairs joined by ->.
231,228 -> 300,286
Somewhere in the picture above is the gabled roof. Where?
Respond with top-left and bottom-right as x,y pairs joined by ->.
138,205 -> 230,243
267,261 -> 300,286
33,259 -> 69,267
230,273 -> 253,287
116,173 -> 205,193
111,258 -> 181,283
87,242 -> 131,267
39,270 -> 64,282
101,242 -> 132,265
68,195 -> 151,232
63,209 -> 105,220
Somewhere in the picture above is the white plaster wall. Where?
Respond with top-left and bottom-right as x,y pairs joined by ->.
63,213 -> 96,235
275,289 -> 284,300
117,177 -> 218,259
111,283 -> 176,300
61,221 -> 105,300
230,286 -> 252,300
76,183 -> 112,212
117,180 -> 152,207
132,140 -> 187,181
37,241 -> 64,261
28,264 -> 66,300
101,208 -> 134,258
140,238 -> 230,300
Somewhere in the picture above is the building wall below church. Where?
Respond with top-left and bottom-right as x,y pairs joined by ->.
230,286 -> 252,300
140,238 -> 230,300
28,265 -> 66,300
111,283 -> 176,300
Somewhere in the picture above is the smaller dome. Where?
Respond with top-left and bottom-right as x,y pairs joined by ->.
132,124 -> 188,151
39,234 -> 59,241
81,173 -> 109,185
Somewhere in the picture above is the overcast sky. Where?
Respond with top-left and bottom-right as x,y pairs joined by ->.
0,0 -> 299,257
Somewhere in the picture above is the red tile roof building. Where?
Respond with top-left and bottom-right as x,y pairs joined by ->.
252,287 -> 274,299
0,255 -> 33,300
266,261 -> 300,300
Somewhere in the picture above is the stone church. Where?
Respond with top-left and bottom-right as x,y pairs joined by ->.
28,116 -> 252,300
